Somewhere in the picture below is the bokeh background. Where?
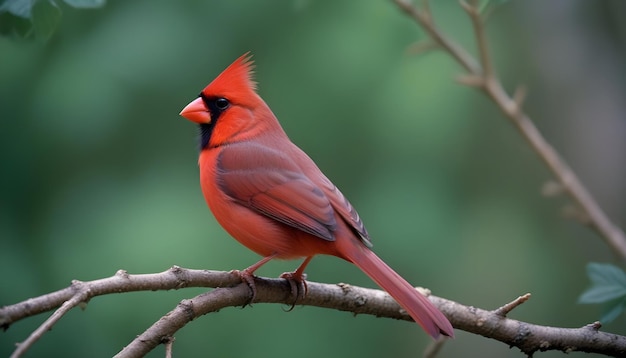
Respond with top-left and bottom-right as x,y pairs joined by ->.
2,0 -> 625,357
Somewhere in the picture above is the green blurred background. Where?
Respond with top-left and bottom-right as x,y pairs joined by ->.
2,0 -> 625,357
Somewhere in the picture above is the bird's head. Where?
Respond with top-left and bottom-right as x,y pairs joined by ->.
180,53 -> 277,149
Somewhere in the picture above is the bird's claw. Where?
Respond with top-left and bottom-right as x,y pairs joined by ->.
230,269 -> 257,306
279,271 -> 308,311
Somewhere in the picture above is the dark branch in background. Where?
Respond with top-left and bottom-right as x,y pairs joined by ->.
2,267 -> 625,357
391,0 -> 626,261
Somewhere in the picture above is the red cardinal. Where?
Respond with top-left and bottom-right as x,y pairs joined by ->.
179,53 -> 454,339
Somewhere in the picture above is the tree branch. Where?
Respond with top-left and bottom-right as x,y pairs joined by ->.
393,0 -> 480,74
391,0 -> 626,261
2,267 -> 625,357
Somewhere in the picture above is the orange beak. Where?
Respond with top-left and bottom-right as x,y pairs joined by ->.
180,97 -> 211,124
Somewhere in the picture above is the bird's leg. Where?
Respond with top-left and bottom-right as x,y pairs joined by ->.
280,256 -> 313,310
231,254 -> 277,305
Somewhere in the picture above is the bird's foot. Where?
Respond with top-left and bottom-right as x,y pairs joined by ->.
279,271 -> 308,311
230,269 -> 257,306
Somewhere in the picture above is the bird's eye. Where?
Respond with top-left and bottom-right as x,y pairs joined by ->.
215,98 -> 230,110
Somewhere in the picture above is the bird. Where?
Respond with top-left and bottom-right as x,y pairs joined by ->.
179,53 -> 454,339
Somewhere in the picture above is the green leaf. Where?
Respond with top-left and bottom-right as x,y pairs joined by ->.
1,0 -> 106,40
62,0 -> 105,8
579,263 -> 626,304
0,11 -> 33,37
32,0 -> 60,40
600,298 -> 626,323
0,0 -> 36,18
587,262 -> 626,287
579,284 -> 626,304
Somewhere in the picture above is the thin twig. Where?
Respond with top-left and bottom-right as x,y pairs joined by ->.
460,0 -> 494,79
164,337 -> 174,358
423,337 -> 447,358
10,281 -> 91,358
393,0 -> 479,73
494,293 -> 531,317
391,0 -> 626,260
407,40 -> 439,56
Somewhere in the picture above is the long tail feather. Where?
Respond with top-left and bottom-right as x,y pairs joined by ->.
343,246 -> 454,338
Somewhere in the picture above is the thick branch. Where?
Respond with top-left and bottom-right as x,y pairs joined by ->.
2,267 -> 625,357
391,0 -> 626,260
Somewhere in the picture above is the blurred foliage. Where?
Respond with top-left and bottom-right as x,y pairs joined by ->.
1,0 -> 625,357
579,263 -> 626,323
0,0 -> 104,39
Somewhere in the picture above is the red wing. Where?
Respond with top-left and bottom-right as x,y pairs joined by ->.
317,175 -> 372,247
216,142 -> 337,241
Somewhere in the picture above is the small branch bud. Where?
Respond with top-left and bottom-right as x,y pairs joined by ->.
494,293 -> 531,317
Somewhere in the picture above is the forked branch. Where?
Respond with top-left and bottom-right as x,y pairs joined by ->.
2,267 -> 625,357
391,0 -> 626,260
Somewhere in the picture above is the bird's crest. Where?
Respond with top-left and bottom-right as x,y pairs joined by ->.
201,52 -> 257,100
